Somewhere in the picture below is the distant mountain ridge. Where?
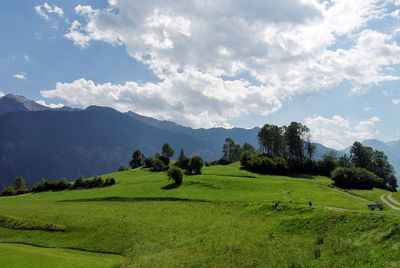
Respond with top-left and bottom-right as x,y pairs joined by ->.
0,94 -> 398,189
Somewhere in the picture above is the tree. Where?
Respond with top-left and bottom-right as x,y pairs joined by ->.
221,138 -> 236,164
162,143 -> 175,159
318,152 -> 338,176
242,143 -> 256,155
350,142 -> 373,170
338,154 -> 352,168
175,149 -> 189,169
151,158 -> 167,172
130,150 -> 144,169
258,124 -> 284,157
167,167 -> 184,185
285,122 -> 309,165
387,175 -> 398,192
187,156 -> 204,175
12,176 -> 28,194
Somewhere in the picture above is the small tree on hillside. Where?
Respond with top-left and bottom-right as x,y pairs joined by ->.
187,156 -> 204,175
130,150 -> 145,169
12,176 -> 29,194
167,166 -> 184,185
162,143 -> 175,159
175,149 -> 189,169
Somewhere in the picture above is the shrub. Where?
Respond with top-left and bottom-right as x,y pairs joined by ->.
144,158 -> 155,168
1,187 -> 16,196
186,156 -> 204,175
104,178 -> 116,186
331,167 -> 384,190
151,159 -> 167,172
240,151 -> 255,168
167,167 -> 184,185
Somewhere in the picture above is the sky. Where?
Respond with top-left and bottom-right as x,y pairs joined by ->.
0,0 -> 400,150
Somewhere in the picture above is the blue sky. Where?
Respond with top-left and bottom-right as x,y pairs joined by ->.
1,0 -> 400,149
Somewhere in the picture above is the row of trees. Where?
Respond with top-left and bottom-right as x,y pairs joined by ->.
129,143 -> 204,177
1,175 -> 116,196
231,122 -> 397,191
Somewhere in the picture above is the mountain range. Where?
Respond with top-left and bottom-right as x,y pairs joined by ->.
0,94 -> 398,189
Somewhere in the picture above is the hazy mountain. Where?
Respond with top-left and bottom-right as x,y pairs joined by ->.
0,94 -> 50,116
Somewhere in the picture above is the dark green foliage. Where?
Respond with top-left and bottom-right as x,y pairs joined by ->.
31,178 -> 71,192
331,167 -> 384,190
240,150 -> 256,169
258,124 -> 285,157
317,152 -> 339,176
12,176 -> 29,194
1,187 -> 16,196
144,158 -> 155,168
186,156 -> 204,175
151,159 -> 167,172
162,143 -> 175,159
1,176 -> 29,196
130,150 -> 145,169
158,155 -> 170,166
29,176 -> 115,193
221,138 -> 242,164
175,149 -> 189,169
167,167 -> 184,185
244,155 -> 288,175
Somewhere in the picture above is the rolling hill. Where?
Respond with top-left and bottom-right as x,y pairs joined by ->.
1,163 -> 400,267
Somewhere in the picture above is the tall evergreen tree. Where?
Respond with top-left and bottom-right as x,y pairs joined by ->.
130,150 -> 145,169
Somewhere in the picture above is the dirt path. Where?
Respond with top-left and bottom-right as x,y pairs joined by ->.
380,194 -> 400,211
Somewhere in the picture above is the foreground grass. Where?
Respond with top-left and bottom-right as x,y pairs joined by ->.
0,163 -> 400,267
0,243 -> 123,268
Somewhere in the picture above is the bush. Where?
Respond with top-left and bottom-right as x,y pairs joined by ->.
144,158 -> 155,168
240,151 -> 255,168
167,167 -> 184,185
331,167 -> 384,190
158,155 -> 170,166
186,156 -> 204,175
150,159 -> 167,172
1,187 -> 16,196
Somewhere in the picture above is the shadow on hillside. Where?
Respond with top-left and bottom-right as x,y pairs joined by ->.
59,196 -> 209,203
161,182 -> 181,190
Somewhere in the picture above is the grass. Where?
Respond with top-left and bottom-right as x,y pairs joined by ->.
1,163 -> 400,267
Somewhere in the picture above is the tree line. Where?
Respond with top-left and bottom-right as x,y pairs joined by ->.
218,122 -> 397,191
1,175 -> 116,196
128,143 -> 205,185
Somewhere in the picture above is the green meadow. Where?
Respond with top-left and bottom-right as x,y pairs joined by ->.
1,163 -> 400,267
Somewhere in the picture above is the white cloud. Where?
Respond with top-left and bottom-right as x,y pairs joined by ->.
0,91 -> 4,97
64,21 -> 91,48
305,115 -> 382,150
41,0 -> 400,127
75,5 -> 95,15
13,73 -> 27,80
41,73 -> 282,128
393,98 -> 400,105
24,55 -> 31,62
36,100 -> 64,109
35,3 -> 63,21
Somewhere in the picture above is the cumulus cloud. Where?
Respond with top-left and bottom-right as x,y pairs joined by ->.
64,21 -> 91,48
13,73 -> 27,80
0,91 -> 4,97
40,0 -> 400,127
305,115 -> 382,150
393,98 -> 400,105
41,72 -> 281,128
35,2 -> 64,21
36,100 -> 64,109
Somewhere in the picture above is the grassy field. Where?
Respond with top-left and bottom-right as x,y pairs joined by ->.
1,163 -> 400,267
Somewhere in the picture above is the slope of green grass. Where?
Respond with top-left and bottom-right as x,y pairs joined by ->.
0,243 -> 123,268
1,163 -> 400,267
